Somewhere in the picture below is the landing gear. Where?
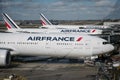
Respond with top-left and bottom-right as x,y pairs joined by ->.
95,53 -> 120,80
96,62 -> 120,80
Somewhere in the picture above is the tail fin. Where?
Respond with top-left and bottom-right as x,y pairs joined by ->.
40,13 -> 52,26
2,13 -> 20,30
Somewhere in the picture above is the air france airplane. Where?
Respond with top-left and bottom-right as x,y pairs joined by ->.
40,13 -> 52,26
0,33 -> 114,66
2,13 -> 102,34
40,13 -> 109,29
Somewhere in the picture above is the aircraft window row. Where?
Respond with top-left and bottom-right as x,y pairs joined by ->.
0,42 -> 5,44
75,43 -> 84,45
0,42 -> 38,45
56,43 -> 84,46
7,42 -> 15,44
17,42 -> 38,45
103,42 -> 109,45
57,43 -> 72,45
0,42 -> 15,44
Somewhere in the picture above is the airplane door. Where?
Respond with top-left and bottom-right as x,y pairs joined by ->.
45,41 -> 54,55
45,41 -> 53,49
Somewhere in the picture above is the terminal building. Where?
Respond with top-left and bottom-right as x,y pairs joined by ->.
104,22 -> 120,26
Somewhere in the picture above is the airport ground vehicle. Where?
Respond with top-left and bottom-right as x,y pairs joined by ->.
96,62 -> 120,80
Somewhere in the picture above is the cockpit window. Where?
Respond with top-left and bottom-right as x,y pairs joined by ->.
103,42 -> 109,45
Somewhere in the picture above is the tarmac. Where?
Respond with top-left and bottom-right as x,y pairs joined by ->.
0,60 -> 97,80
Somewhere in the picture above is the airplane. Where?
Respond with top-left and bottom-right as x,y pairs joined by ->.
40,13 -> 52,26
40,13 -> 109,29
2,13 -> 103,35
0,32 -> 114,66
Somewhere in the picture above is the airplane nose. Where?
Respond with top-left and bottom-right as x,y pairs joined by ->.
92,44 -> 114,56
109,44 -> 114,52
103,44 -> 114,53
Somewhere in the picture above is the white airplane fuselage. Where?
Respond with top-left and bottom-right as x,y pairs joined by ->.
2,13 -> 103,35
42,25 -> 109,29
7,28 -> 103,35
0,33 -> 114,58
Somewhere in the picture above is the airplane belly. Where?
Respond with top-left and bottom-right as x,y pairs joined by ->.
66,43 -> 92,58
67,48 -> 92,58
92,46 -> 109,55
13,42 -> 93,57
17,47 -> 72,57
14,43 -> 71,57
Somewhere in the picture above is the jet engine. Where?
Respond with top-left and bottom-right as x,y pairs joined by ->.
0,49 -> 11,66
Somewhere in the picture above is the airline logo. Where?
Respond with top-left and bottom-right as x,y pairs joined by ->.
40,13 -> 52,26
41,19 -> 46,26
92,29 -> 96,33
77,37 -> 83,41
3,13 -> 18,29
60,29 -> 95,33
27,36 -> 83,42
4,19 -> 12,29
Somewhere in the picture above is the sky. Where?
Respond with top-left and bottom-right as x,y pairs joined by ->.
0,0 -> 120,20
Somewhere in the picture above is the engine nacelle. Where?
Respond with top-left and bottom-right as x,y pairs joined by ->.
0,49 -> 11,66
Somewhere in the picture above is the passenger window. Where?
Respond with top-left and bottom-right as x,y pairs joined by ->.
103,42 -> 109,45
